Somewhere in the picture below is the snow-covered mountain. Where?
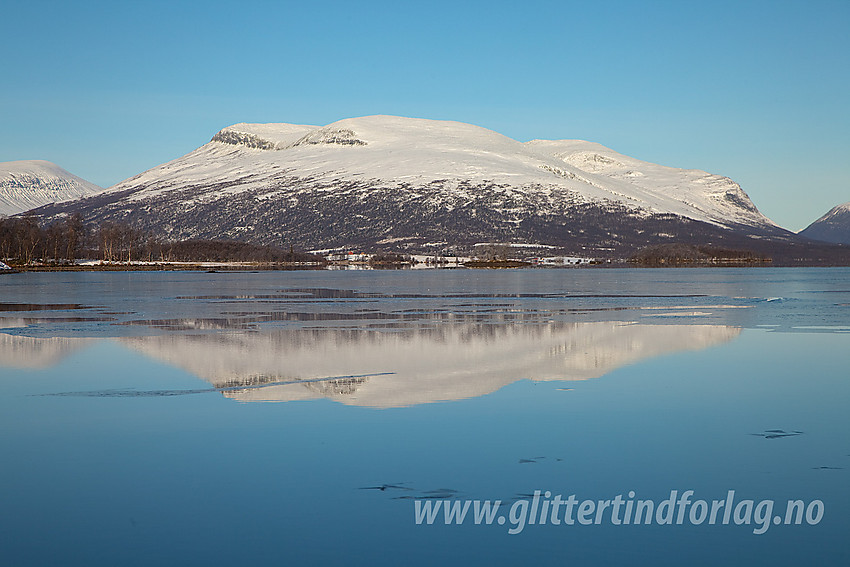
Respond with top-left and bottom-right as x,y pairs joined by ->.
0,160 -> 103,216
33,116 -> 791,255
799,202 -> 850,245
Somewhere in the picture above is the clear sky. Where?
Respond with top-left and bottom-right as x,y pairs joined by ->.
2,0 -> 848,231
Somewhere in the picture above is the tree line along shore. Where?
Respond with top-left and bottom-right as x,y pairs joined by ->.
0,214 -> 325,268
1,214 -> 823,272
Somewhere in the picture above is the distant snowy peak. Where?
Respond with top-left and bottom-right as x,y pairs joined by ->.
799,201 -> 850,245
819,201 -> 850,218
0,160 -> 103,216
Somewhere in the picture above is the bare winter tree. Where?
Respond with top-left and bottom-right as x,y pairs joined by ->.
64,213 -> 85,262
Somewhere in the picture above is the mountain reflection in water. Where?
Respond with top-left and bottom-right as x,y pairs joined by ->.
2,322 -> 740,407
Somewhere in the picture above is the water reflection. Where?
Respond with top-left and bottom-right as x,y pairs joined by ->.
0,334 -> 93,369
1,322 -> 740,406
121,323 -> 739,406
1,271 -> 847,566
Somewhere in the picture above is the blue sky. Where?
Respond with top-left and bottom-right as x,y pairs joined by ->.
2,0 -> 848,231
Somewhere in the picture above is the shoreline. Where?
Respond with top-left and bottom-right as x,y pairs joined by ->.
3,261 -> 849,272
3,261 -> 326,272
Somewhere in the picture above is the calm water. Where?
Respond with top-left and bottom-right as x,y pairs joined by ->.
1,268 -> 848,566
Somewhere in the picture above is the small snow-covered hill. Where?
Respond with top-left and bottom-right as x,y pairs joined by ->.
0,160 -> 103,216
799,202 -> 850,245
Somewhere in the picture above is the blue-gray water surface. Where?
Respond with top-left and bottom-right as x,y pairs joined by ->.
0,268 -> 848,566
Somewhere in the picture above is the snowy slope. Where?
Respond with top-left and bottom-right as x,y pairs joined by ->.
106,115 -> 774,228
0,160 -> 103,216
526,139 -> 766,226
799,202 -> 850,245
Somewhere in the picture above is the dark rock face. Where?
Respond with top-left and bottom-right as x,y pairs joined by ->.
211,130 -> 277,151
